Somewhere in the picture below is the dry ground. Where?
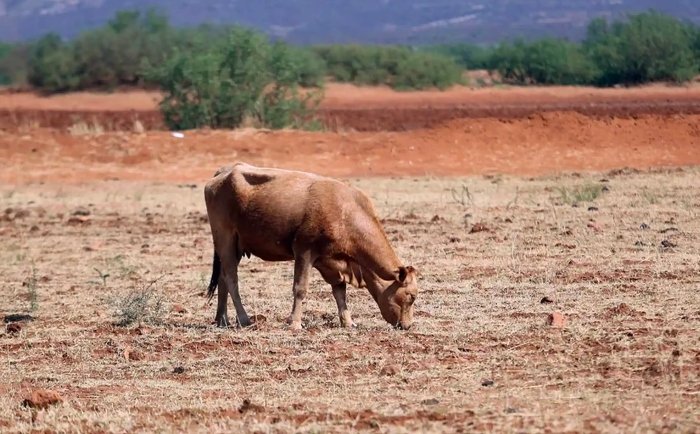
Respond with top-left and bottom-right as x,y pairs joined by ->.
1,168 -> 699,432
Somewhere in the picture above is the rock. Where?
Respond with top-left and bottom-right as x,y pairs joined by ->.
238,399 -> 264,414
421,398 -> 440,405
540,296 -> 554,304
481,379 -> 494,387
586,222 -> 602,232
123,347 -> 145,361
173,366 -> 186,374
22,389 -> 63,409
380,364 -> 400,376
66,216 -> 91,225
660,240 -> 677,249
72,208 -> 91,217
13,209 -> 30,219
469,223 -> 489,234
172,304 -> 188,314
547,312 -> 566,328
587,206 -> 599,212
6,323 -> 22,334
639,223 -> 650,230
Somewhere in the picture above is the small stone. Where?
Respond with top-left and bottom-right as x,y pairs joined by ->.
66,216 -> 91,225
72,208 -> 91,217
238,399 -> 264,414
660,240 -> 677,249
481,379 -> 494,387
123,347 -> 145,361
421,398 -> 440,405
587,222 -> 602,232
540,296 -> 554,304
173,366 -> 186,374
6,323 -> 22,334
22,389 -> 63,409
380,364 -> 400,376
469,223 -> 489,234
587,206 -> 599,212
640,223 -> 650,230
547,312 -> 566,328
172,304 -> 187,314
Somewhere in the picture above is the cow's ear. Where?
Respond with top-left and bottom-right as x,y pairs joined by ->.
397,266 -> 408,283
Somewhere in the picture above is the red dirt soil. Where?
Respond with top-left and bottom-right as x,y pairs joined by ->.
3,83 -> 700,131
1,111 -> 699,184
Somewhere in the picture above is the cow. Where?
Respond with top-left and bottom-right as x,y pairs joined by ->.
204,163 -> 419,330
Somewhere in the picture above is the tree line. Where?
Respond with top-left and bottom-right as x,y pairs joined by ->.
0,9 -> 698,130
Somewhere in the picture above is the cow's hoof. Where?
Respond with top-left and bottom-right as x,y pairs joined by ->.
215,316 -> 231,328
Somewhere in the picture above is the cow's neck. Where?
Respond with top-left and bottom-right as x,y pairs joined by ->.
361,268 -> 396,302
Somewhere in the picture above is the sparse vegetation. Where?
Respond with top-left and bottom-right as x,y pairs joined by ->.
1,169 -> 697,431
111,279 -> 166,327
26,267 -> 39,312
556,183 -> 604,205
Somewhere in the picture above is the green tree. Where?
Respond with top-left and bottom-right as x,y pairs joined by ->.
585,12 -> 698,85
27,34 -> 79,92
152,27 -> 321,130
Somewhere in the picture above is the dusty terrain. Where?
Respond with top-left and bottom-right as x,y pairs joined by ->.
1,169 -> 699,432
1,85 -> 699,432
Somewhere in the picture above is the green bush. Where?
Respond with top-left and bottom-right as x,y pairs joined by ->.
491,38 -> 596,85
313,44 -> 463,90
394,51 -> 463,90
151,28 -> 321,130
585,12 -> 698,85
425,43 -> 492,69
27,34 -> 80,92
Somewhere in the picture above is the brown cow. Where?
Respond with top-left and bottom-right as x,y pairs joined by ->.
204,163 -> 418,330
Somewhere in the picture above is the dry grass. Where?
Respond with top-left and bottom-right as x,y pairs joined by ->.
1,168 -> 699,432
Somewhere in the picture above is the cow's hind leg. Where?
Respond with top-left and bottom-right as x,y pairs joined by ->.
332,283 -> 356,328
214,277 -> 230,327
219,235 -> 250,328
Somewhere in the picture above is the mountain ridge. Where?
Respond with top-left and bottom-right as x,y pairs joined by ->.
1,0 -> 699,43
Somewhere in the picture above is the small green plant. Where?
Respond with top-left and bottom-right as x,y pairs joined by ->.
641,189 -> 659,205
111,277 -> 166,327
450,184 -> 473,208
93,267 -> 110,287
26,267 -> 39,312
556,183 -> 603,205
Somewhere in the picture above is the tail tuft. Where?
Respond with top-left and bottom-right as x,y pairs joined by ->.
207,251 -> 221,301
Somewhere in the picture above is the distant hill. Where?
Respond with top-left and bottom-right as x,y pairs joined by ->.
1,0 -> 699,44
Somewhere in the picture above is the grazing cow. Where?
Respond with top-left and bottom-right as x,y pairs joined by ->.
204,163 -> 419,330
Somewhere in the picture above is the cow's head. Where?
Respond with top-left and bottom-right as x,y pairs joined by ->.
378,266 -> 418,330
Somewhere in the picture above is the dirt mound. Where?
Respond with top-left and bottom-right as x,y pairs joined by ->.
1,110 -> 699,184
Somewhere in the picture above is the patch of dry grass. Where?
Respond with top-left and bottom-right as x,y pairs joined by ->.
0,168 -> 699,432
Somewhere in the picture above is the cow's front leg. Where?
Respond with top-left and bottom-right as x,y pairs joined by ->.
289,251 -> 312,330
332,283 -> 356,328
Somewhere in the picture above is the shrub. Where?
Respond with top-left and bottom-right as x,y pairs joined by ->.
151,27 -> 321,130
27,34 -> 80,92
491,38 -> 596,85
585,12 -> 698,85
426,43 -> 492,69
394,51 -> 463,90
111,285 -> 166,327
313,44 -> 463,89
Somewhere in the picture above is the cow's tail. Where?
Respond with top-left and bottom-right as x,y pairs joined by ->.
206,251 -> 221,302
